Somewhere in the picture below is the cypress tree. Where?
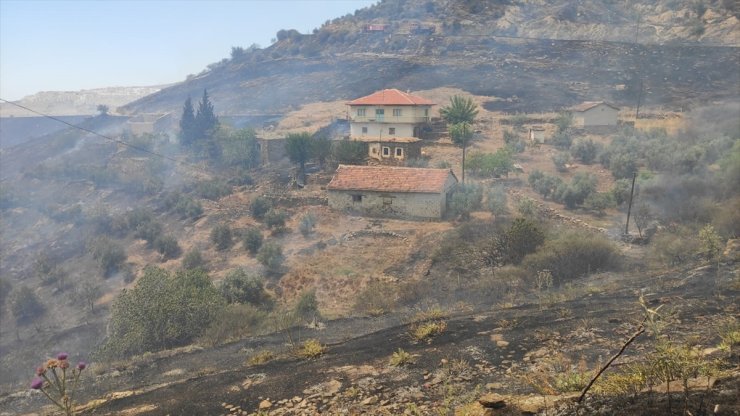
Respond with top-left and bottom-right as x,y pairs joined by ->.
195,89 -> 218,137
179,96 -> 196,147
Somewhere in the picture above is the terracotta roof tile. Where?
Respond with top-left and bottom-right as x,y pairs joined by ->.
327,165 -> 456,194
348,89 -> 435,106
569,101 -> 620,112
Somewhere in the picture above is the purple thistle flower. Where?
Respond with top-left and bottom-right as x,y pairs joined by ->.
35,366 -> 46,376
77,361 -> 86,370
30,377 -> 43,390
56,352 -> 68,360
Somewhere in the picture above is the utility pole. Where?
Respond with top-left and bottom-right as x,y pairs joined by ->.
461,138 -> 466,185
624,171 -> 637,235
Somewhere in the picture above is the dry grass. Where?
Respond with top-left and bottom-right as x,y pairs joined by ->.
246,350 -> 275,366
296,339 -> 326,359
410,320 -> 447,342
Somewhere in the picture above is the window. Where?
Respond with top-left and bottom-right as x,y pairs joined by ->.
352,194 -> 362,202
388,127 -> 396,135
361,126 -> 368,134
383,197 -> 393,206
424,108 -> 429,116
395,147 -> 403,157
375,109 -> 384,116
382,147 -> 390,157
393,108 -> 402,117
357,108 -> 366,116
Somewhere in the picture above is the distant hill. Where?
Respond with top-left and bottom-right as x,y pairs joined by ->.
0,85 -> 166,117
121,0 -> 739,116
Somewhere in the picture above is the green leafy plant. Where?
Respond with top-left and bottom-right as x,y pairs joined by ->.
210,224 -> 233,251
389,348 -> 415,367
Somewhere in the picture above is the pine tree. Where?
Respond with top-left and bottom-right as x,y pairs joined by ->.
179,96 -> 196,147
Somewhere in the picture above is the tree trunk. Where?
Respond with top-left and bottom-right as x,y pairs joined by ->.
461,141 -> 466,185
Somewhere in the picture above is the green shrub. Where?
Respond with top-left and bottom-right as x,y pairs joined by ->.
554,172 -> 597,209
517,197 -> 538,217
220,269 -> 271,307
210,224 -> 233,251
530,172 -> 564,199
299,213 -> 316,237
466,148 -> 514,177
609,152 -> 638,179
177,197 -> 204,219
450,184 -> 483,219
610,179 -> 632,206
102,267 -> 224,357
503,218 -> 545,264
554,111 -> 573,133
295,289 -> 320,321
154,235 -> 181,259
243,227 -> 263,254
551,131 -> 572,149
522,231 -> 621,284
257,242 -> 283,272
88,237 -> 127,277
134,220 -> 163,248
10,286 -> 44,324
584,192 -> 615,215
124,208 -> 155,232
194,179 -> 232,200
485,185 -> 508,216
552,152 -> 571,172
331,140 -> 367,165
264,209 -> 288,229
250,197 -> 272,219
571,138 -> 601,164
182,249 -> 206,270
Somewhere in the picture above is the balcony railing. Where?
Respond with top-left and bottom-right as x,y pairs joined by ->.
349,115 -> 430,123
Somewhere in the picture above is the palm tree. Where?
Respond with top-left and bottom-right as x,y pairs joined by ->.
449,122 -> 473,184
440,95 -> 479,125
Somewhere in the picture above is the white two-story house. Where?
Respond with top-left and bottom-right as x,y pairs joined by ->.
347,89 -> 434,162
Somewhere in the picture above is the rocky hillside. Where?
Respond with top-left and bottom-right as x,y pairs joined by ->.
0,86 -> 165,117
121,0 -> 739,116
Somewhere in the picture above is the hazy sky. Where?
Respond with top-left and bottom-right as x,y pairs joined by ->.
0,0 -> 377,100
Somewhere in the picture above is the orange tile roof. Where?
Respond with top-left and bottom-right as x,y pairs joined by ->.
348,89 -> 435,106
569,101 -> 619,112
327,165 -> 456,194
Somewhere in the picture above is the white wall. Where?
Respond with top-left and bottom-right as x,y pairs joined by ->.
350,122 -> 416,138
574,104 -> 618,127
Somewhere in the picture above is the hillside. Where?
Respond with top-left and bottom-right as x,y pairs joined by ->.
0,85 -> 166,117
0,1 -> 738,415
121,0 -> 739,116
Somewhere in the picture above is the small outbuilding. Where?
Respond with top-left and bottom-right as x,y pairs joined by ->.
569,101 -> 619,128
528,126 -> 546,144
327,165 -> 458,219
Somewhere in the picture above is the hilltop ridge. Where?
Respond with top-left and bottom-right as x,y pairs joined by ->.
121,0 -> 739,116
